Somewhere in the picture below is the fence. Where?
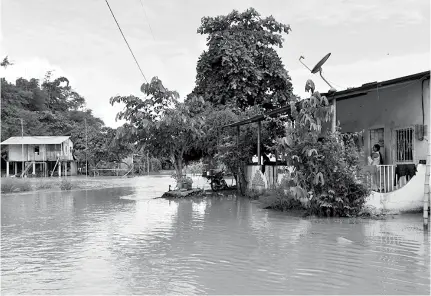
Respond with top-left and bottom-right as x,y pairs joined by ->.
363,165 -> 398,193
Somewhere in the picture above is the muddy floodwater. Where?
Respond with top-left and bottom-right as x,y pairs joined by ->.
1,175 -> 430,295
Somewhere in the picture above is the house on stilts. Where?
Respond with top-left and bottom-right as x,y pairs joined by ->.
1,136 -> 77,177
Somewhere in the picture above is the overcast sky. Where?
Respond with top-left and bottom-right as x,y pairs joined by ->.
1,0 -> 430,127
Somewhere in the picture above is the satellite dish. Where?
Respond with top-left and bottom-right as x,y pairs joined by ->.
311,53 -> 331,74
298,53 -> 337,91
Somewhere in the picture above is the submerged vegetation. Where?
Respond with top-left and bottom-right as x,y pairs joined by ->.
1,178 -> 32,193
1,178 -> 76,193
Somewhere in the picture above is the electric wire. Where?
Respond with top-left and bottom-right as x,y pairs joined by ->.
104,0 -> 148,83
138,0 -> 156,41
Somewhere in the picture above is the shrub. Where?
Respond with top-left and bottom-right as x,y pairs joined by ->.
259,188 -> 305,211
269,80 -> 370,217
60,178 -> 74,190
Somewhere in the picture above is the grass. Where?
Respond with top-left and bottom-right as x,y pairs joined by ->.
36,179 -> 59,190
1,178 -> 32,193
1,177 -> 77,193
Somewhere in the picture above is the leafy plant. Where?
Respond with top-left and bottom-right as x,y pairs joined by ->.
271,80 -> 370,217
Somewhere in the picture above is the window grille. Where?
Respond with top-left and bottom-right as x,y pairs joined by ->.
395,127 -> 414,163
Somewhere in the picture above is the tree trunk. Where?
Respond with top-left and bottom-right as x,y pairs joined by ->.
176,155 -> 183,179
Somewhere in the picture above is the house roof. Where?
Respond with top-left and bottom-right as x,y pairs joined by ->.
322,70 -> 430,100
0,136 -> 71,145
223,70 -> 430,128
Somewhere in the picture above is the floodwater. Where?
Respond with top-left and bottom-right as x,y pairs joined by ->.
1,176 -> 430,295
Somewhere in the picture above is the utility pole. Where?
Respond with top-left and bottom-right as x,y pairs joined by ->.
425,78 -> 431,231
85,119 -> 88,178
20,119 -> 24,176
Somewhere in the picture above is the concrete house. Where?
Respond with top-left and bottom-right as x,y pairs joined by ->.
1,136 -> 77,177
320,70 -> 430,212
326,70 -> 430,167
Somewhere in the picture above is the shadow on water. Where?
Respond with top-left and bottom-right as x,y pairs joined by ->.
1,178 -> 430,295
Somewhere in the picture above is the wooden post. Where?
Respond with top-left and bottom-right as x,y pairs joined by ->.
332,98 -> 337,133
275,150 -> 279,187
147,151 -> 150,175
6,161 -> 9,177
257,121 -> 262,166
58,162 -> 61,178
32,162 -> 36,175
237,125 -> 240,194
14,162 -> 18,175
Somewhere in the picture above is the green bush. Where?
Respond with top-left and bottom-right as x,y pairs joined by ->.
269,81 -> 370,217
60,178 -> 74,190
259,189 -> 305,212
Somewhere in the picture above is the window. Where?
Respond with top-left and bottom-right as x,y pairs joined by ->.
34,146 -> 40,155
395,127 -> 414,163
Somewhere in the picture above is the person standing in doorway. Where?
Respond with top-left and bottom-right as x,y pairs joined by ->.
368,144 -> 384,191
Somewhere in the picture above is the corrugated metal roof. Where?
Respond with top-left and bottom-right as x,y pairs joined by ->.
0,136 -> 70,145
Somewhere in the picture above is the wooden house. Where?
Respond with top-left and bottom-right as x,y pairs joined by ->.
1,136 -> 77,177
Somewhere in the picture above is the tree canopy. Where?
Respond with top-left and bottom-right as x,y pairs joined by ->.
1,60 -> 132,169
110,77 -> 204,180
191,8 -> 294,111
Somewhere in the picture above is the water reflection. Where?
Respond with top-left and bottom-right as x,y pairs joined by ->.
1,177 -> 430,295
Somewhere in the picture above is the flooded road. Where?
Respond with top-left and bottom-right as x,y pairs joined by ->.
1,175 -> 430,295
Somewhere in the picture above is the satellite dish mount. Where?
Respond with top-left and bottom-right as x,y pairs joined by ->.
299,53 -> 336,92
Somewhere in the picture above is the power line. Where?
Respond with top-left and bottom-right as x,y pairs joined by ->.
104,0 -> 148,83
138,0 -> 156,41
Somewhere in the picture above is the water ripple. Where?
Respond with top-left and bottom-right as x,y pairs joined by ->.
1,176 -> 430,295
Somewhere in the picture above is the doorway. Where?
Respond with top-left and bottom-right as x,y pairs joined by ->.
369,128 -> 385,164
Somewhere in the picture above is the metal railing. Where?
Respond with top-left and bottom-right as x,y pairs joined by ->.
364,165 -> 399,193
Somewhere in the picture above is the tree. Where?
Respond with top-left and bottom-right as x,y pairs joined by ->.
191,8 -> 294,111
110,77 -> 203,183
1,64 -> 108,170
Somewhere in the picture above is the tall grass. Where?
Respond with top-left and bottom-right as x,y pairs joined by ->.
36,179 -> 59,190
1,178 -> 32,193
1,177 -> 76,193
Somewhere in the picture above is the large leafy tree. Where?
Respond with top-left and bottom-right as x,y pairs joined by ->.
110,77 -> 203,181
191,8 -> 294,111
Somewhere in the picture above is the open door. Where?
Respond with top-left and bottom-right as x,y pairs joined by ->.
370,128 -> 385,163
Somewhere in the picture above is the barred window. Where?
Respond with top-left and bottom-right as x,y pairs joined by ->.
395,127 -> 414,163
